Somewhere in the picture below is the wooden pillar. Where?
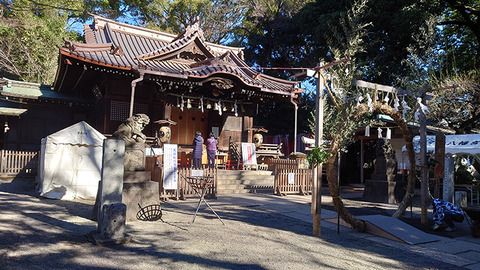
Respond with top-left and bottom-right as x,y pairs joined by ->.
360,138 -> 364,184
434,133 -> 446,198
419,87 -> 428,224
312,68 -> 324,236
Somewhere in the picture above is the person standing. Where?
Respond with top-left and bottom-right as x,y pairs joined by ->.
206,132 -> 217,169
192,131 -> 203,169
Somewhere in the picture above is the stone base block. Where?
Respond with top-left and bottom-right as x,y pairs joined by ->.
362,180 -> 406,204
124,171 -> 152,183
88,231 -> 132,246
122,181 -> 160,221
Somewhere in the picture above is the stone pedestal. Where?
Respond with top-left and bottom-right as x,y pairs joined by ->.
363,178 -> 406,204
122,146 -> 160,221
123,181 -> 160,221
124,143 -> 146,171
363,139 -> 406,204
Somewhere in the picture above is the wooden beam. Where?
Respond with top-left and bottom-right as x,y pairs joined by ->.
353,80 -> 408,96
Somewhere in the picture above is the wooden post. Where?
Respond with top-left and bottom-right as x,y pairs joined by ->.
419,86 -> 428,224
434,133 -> 446,198
312,67 -> 324,236
360,138 -> 364,184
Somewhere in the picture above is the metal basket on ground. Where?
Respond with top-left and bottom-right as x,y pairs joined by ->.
137,203 -> 162,221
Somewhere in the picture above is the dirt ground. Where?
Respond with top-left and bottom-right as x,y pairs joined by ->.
0,178 -> 467,269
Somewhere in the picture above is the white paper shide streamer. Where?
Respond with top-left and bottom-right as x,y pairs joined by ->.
218,100 -> 222,116
386,128 -> 391,139
365,125 -> 370,137
356,95 -> 364,107
393,95 -> 400,111
366,93 -> 373,113
401,97 -> 410,119
377,127 -> 382,138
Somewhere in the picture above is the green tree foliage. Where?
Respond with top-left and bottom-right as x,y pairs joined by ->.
0,0 -> 82,83
85,0 -> 248,44
237,0 -> 313,76
438,0 -> 480,73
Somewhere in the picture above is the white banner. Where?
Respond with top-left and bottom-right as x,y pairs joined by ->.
241,143 -> 257,165
163,144 -> 178,190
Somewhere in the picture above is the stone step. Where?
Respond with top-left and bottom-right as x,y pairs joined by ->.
217,184 -> 274,189
215,169 -> 275,195
216,175 -> 275,181
217,179 -> 274,185
217,188 -> 273,194
217,170 -> 274,176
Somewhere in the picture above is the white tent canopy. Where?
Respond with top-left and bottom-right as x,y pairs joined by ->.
402,134 -> 480,155
37,121 -> 106,200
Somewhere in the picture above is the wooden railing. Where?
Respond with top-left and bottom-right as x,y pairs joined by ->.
274,168 -> 313,196
265,158 -> 313,195
0,150 -> 38,177
177,167 -> 217,200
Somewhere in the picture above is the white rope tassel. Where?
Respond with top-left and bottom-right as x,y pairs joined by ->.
234,102 -> 238,117
366,93 -> 373,113
200,97 -> 204,113
365,125 -> 370,137
356,95 -> 364,107
180,95 -> 185,111
383,94 -> 390,104
218,100 -> 222,116
386,128 -> 391,139
377,127 -> 383,138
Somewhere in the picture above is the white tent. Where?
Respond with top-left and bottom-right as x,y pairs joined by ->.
37,121 -> 106,200
402,134 -> 480,155
400,134 -> 480,169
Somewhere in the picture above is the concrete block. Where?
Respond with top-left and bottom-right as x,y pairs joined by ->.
100,203 -> 126,240
97,139 -> 125,228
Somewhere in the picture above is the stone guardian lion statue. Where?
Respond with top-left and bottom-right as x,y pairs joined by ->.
113,113 -> 150,145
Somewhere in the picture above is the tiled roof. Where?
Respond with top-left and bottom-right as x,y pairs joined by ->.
58,15 -> 298,95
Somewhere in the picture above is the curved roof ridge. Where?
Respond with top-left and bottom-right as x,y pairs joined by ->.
61,38 -> 113,52
136,26 -> 216,61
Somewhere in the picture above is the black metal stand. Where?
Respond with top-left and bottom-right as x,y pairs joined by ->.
181,174 -> 225,227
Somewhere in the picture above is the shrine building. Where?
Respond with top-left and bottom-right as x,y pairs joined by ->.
53,14 -> 302,150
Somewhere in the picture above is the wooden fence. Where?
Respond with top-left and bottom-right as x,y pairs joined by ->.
266,158 -> 313,196
0,150 -> 39,177
274,168 -> 313,196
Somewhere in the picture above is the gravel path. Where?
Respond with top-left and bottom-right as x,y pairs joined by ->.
0,179 -> 462,270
